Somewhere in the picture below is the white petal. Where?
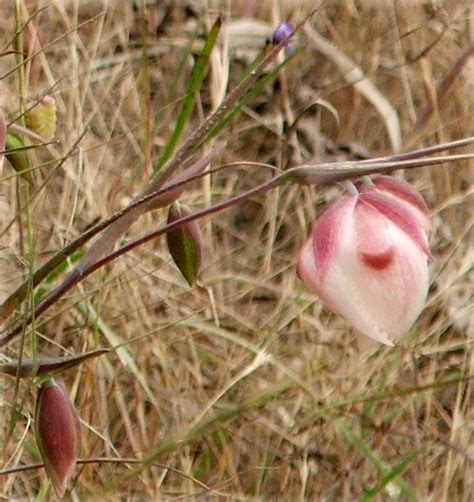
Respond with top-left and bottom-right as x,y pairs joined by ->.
321,216 -> 429,345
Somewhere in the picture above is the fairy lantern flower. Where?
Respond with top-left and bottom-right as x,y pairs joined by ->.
35,379 -> 81,498
297,175 -> 432,349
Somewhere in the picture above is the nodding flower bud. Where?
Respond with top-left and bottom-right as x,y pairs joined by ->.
35,379 -> 81,498
272,21 -> 294,54
297,176 -> 432,350
166,202 -> 202,286
25,95 -> 57,140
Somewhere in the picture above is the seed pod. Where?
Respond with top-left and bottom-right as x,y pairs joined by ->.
166,202 -> 202,286
25,95 -> 57,140
35,379 -> 81,498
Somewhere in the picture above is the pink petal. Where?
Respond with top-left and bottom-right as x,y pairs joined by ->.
311,195 -> 357,281
372,175 -> 430,217
373,176 -> 432,237
360,191 -> 432,259
322,216 -> 429,345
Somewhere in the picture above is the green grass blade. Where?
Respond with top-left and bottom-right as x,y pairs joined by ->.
358,449 -> 422,502
101,378 -> 293,494
336,419 -> 416,499
154,17 -> 221,173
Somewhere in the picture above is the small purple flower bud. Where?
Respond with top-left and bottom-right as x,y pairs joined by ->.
166,202 -> 203,286
35,379 -> 81,498
272,21 -> 294,54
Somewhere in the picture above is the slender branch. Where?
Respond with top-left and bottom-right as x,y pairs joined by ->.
0,160 -> 252,320
0,176 -> 282,347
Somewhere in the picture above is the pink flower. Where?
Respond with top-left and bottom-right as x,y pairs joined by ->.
35,379 -> 81,498
297,176 -> 432,349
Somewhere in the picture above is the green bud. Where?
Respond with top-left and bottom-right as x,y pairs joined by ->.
5,133 -> 32,184
166,202 -> 202,286
25,95 -> 57,140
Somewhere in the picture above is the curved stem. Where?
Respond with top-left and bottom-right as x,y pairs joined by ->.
0,176 -> 284,347
0,161 -> 255,319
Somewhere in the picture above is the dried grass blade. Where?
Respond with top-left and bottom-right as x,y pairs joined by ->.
304,24 -> 401,152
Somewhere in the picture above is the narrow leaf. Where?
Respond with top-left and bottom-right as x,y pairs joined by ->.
0,349 -> 109,378
154,17 -> 221,172
358,449 -> 422,502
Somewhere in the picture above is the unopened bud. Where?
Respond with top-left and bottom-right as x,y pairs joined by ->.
297,176 -> 431,349
272,21 -> 294,54
35,379 -> 81,498
166,202 -> 202,286
25,95 -> 57,140
5,133 -> 32,184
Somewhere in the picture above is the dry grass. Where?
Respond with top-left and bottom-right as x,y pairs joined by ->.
1,0 -> 473,500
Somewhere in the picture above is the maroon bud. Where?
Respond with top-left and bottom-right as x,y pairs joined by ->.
166,202 -> 202,286
35,379 -> 81,498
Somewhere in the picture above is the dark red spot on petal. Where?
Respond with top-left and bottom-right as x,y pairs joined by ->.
360,247 -> 394,269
